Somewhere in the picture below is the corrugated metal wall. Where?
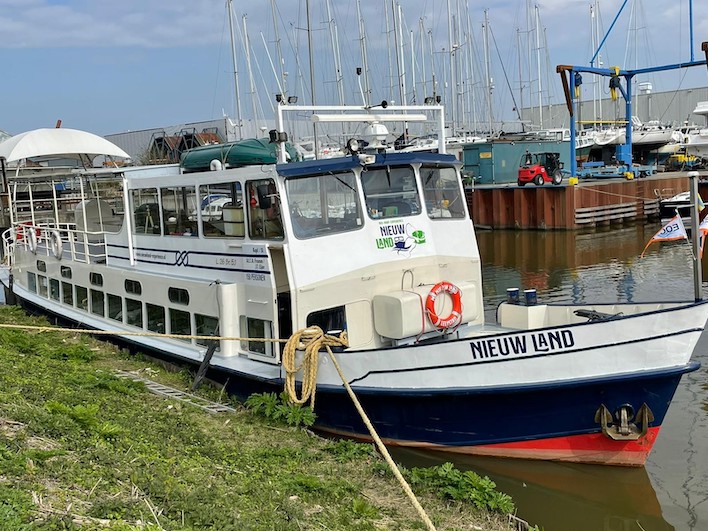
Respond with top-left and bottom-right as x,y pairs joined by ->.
522,86 -> 708,129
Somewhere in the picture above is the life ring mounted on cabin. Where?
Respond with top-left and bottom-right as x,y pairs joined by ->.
425,281 -> 463,330
49,230 -> 63,260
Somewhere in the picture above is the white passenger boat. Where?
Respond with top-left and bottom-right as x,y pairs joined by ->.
1,106 -> 707,466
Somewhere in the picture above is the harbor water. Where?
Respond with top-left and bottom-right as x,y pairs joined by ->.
394,223 -> 708,531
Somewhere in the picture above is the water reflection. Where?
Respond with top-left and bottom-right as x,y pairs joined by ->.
392,449 -> 672,531
398,223 -> 708,530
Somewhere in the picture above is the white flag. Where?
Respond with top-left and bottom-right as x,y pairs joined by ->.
640,215 -> 688,258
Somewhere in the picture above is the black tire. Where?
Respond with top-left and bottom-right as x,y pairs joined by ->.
518,180 -> 526,187
552,170 -> 563,185
534,174 -> 544,186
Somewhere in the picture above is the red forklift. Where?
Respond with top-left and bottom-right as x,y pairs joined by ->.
517,151 -> 564,186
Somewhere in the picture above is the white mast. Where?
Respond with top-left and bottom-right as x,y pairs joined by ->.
325,0 -> 345,106
384,1 -> 395,100
356,0 -> 371,105
483,9 -> 493,135
447,0 -> 456,135
227,0 -> 243,140
270,0 -> 288,97
243,15 -> 259,136
535,4 -> 543,128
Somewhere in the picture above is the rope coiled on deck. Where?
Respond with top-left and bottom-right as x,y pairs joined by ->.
282,326 -> 348,409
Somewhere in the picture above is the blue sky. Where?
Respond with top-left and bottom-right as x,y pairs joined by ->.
1,0 -> 707,136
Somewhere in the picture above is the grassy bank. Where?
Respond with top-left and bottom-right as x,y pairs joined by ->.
0,306 -> 524,530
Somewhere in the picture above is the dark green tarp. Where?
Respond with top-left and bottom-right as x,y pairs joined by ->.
180,138 -> 300,171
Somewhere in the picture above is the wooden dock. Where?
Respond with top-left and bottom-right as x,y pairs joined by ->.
466,172 -> 706,230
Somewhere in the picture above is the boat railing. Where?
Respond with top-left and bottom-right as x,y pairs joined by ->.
10,220 -> 109,264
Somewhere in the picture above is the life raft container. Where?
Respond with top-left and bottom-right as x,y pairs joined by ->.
425,281 -> 463,330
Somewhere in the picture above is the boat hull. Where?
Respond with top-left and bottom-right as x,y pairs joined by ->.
3,275 -> 705,467
286,364 -> 695,466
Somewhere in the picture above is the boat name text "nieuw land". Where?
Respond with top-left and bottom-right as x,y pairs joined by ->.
469,330 -> 575,360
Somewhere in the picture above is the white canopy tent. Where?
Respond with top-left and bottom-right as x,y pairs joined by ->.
0,128 -> 130,163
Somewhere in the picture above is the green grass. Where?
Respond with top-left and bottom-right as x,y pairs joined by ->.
0,306 -> 523,530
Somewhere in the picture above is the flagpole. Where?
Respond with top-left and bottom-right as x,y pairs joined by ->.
689,171 -> 702,301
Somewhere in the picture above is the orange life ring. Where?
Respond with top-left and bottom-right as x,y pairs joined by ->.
425,281 -> 463,330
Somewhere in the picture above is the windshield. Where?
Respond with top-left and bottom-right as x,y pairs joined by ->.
285,171 -> 363,239
420,166 -> 466,219
360,166 -> 422,219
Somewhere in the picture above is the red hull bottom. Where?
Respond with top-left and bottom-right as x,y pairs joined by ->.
320,427 -> 661,467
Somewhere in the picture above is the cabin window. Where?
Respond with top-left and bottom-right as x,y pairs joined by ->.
125,279 -> 142,295
60,266 -> 72,279
199,182 -> 244,238
307,306 -> 346,335
146,303 -> 165,333
62,282 -> 73,306
361,166 -> 421,219
90,290 -> 105,317
168,287 -> 190,305
125,298 -> 142,327
91,289 -> 106,317
421,166 -> 466,219
90,272 -> 103,286
38,275 -> 48,297
161,186 -> 199,237
247,179 -> 283,240
108,294 -> 122,322
131,188 -> 161,235
37,260 -> 47,272
195,314 -> 219,348
49,279 -> 60,301
27,272 -> 37,293
240,316 -> 274,357
76,286 -> 88,311
169,309 -> 191,339
285,171 -> 363,239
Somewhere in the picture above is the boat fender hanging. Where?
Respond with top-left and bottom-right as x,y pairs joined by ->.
425,281 -> 463,330
26,228 -> 38,254
49,230 -> 63,260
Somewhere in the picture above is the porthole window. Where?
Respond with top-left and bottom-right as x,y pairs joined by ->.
60,266 -> 72,279
37,260 -> 47,272
90,273 -> 103,286
168,287 -> 189,305
125,279 -> 142,295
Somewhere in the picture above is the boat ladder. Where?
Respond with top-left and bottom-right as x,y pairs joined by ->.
115,370 -> 237,414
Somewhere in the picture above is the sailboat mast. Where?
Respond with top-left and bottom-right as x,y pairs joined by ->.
392,1 -> 406,106
243,15 -> 259,135
447,0 -> 456,135
306,0 -> 319,158
356,0 -> 371,105
227,0 -> 243,140
270,0 -> 288,97
325,0 -> 345,106
483,9 -> 493,135
535,4 -> 543,128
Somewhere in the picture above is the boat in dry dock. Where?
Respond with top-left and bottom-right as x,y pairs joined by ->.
1,105 -> 707,466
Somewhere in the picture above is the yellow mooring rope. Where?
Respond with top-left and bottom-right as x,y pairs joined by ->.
282,326 -> 437,531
